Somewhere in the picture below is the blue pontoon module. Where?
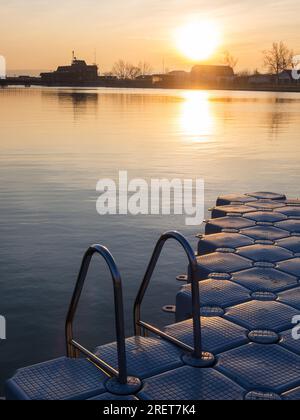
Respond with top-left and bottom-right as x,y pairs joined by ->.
6,192 -> 300,400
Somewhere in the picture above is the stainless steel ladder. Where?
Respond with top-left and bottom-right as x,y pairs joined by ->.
134,231 -> 215,367
65,245 -> 131,386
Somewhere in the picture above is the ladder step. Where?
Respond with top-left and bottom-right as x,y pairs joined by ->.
164,316 -> 248,355
217,344 -> 300,394
216,192 -> 286,206
94,337 -> 183,380
197,232 -> 254,255
205,216 -> 255,234
192,252 -> 253,281
176,278 -> 251,322
5,357 -> 108,401
138,366 -> 245,401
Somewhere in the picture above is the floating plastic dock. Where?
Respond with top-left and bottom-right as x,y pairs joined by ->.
5,192 -> 300,400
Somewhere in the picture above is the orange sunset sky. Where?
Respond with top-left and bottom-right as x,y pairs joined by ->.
1,0 -> 300,73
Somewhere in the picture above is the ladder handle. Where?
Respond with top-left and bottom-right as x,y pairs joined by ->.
65,245 -> 128,384
134,231 -> 202,359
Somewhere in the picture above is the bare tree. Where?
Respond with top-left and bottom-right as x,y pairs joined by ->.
112,60 -> 144,79
222,51 -> 239,70
138,61 -> 153,76
263,42 -> 293,80
112,60 -> 129,79
127,65 -> 142,79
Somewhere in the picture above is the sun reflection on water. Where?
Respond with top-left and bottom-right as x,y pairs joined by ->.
180,91 -> 215,142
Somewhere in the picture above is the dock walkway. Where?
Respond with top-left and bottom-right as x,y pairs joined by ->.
5,192 -> 300,400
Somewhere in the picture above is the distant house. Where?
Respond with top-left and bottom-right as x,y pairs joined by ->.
248,71 -> 297,85
151,71 -> 191,87
248,74 -> 273,85
278,70 -> 294,83
151,74 -> 170,84
168,70 -> 189,79
191,65 -> 234,83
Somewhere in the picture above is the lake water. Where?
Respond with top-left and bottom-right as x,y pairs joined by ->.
0,87 -> 299,393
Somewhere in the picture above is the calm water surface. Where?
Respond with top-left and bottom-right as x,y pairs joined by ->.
0,87 -> 299,392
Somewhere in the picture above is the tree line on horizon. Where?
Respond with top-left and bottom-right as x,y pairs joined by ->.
106,42 -> 295,80
240,42 -> 295,78
104,60 -> 153,80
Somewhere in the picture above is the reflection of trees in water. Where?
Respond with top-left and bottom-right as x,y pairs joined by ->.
205,95 -> 295,141
42,89 -> 183,118
40,89 -> 299,131
267,98 -> 295,139
268,111 -> 289,139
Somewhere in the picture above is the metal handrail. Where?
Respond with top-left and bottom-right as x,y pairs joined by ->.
134,231 -> 202,359
65,245 -> 128,384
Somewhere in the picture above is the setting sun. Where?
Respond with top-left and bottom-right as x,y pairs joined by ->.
176,21 -> 220,61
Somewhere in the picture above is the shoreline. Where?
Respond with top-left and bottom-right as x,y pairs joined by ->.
2,78 -> 300,94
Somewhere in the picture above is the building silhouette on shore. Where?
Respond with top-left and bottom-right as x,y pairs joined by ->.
41,54 -> 99,85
